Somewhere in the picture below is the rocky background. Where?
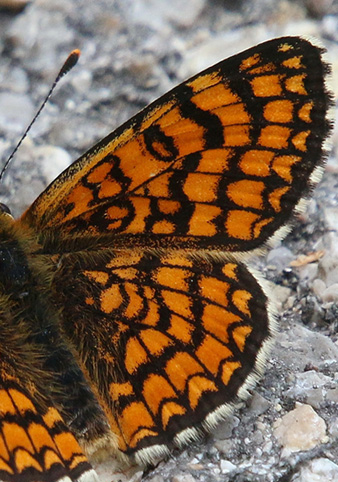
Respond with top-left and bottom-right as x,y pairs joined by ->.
0,1 -> 337,481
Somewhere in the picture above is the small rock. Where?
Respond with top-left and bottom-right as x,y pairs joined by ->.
273,403 -> 327,455
186,463 -> 204,472
325,265 -> 338,287
129,471 -> 144,482
220,460 -> 236,474
172,474 -> 197,482
262,440 -> 273,453
266,246 -> 295,273
251,429 -> 264,445
326,388 -> 338,403
298,262 -> 318,283
328,418 -> 338,438
322,13 -> 338,40
276,324 -> 338,372
286,370 -> 331,408
292,370 -> 330,390
270,283 -> 292,310
248,393 -> 270,416
214,439 -> 233,455
312,278 -> 326,299
292,457 -> 338,482
321,283 -> 338,302
212,416 -> 239,440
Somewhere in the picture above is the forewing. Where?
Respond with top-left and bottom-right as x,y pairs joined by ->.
22,37 -> 332,252
53,250 -> 273,462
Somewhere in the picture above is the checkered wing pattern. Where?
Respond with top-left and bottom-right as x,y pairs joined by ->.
23,37 -> 331,252
53,250 -> 270,461
0,319 -> 96,482
0,36 -> 331,476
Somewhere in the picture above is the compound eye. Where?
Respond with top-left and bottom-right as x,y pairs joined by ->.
0,203 -> 12,216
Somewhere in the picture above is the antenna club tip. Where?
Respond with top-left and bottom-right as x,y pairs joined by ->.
59,49 -> 81,78
71,49 -> 81,59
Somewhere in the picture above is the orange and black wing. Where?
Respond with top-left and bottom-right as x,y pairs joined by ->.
21,37 -> 332,252
53,249 -> 273,462
0,379 -> 97,482
11,37 -> 332,466
0,329 -> 97,482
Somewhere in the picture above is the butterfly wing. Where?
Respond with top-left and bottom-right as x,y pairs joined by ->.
0,322 -> 97,482
52,249 -> 272,462
22,36 -> 332,252
12,37 -> 332,465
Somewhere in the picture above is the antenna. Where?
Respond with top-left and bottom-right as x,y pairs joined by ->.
0,49 -> 81,182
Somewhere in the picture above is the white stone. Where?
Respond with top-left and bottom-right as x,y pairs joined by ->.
321,283 -> 338,302
292,458 -> 338,482
312,278 -> 327,299
293,370 -> 331,390
220,460 -> 236,474
298,262 -> 318,282
273,404 -> 327,455
172,475 -> 197,482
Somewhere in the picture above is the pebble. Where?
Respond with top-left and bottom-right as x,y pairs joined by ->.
128,471 -> 144,482
270,283 -> 292,311
321,283 -> 338,302
285,370 -> 331,408
262,440 -> 273,453
248,393 -> 271,416
326,388 -> 338,403
328,418 -> 338,438
273,404 -> 327,455
276,324 -> 338,371
266,246 -> 295,273
324,206 -> 338,231
292,458 -> 338,482
312,278 -> 327,299
172,474 -> 197,482
212,415 -> 239,440
214,438 -> 233,455
220,460 -> 236,474
297,262 -> 318,283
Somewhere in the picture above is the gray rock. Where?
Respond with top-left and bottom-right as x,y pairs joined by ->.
291,458 -> 338,482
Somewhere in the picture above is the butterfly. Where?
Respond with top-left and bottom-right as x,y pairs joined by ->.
0,36 -> 333,482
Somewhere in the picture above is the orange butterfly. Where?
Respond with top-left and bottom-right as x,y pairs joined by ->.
0,36 -> 332,481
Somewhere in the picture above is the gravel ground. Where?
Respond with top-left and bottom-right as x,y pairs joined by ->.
0,1 -> 338,481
